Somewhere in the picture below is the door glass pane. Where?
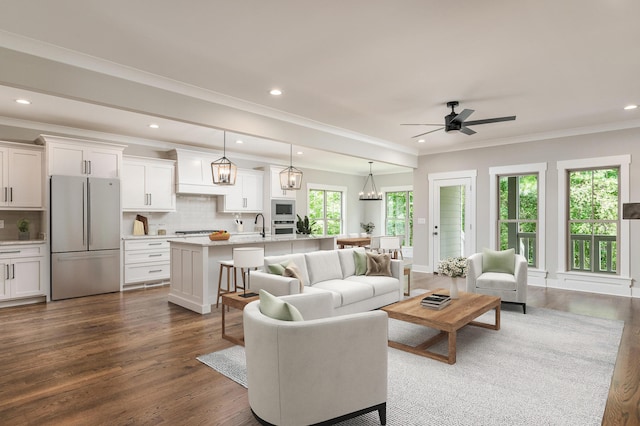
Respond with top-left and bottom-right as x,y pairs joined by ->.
439,185 -> 465,260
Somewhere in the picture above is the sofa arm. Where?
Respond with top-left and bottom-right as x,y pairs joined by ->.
390,259 -> 402,280
514,254 -> 528,301
466,253 -> 483,291
248,271 -> 300,296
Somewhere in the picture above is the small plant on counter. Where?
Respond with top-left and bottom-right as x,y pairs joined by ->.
360,222 -> 375,234
17,218 -> 29,232
296,214 -> 316,235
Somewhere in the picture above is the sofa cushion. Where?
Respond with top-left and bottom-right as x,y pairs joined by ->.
312,279 -> 374,306
365,252 -> 392,276
482,248 -> 515,274
283,262 -> 305,292
305,251 -> 343,285
345,275 -> 399,296
477,272 -> 517,291
336,247 -> 366,277
264,253 -> 310,287
301,285 -> 343,308
259,289 -> 304,321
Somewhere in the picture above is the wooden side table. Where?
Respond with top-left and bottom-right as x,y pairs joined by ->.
220,292 -> 259,346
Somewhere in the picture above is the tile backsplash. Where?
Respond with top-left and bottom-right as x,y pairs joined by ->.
122,194 -> 261,236
0,211 -> 43,241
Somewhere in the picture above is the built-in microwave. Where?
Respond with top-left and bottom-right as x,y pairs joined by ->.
272,199 -> 296,222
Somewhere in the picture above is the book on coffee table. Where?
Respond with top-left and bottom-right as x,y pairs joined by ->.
421,293 -> 451,310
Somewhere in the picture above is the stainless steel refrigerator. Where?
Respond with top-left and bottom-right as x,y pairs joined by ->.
50,175 -> 121,300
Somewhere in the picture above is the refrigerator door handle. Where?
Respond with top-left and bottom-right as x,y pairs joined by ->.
82,181 -> 87,247
87,180 -> 92,247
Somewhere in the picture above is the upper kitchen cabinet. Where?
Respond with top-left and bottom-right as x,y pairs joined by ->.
169,149 -> 231,195
218,169 -> 264,213
37,135 -> 125,178
0,142 -> 43,209
266,165 -> 297,200
122,157 -> 176,212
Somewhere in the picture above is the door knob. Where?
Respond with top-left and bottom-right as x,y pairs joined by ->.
433,232 -> 438,235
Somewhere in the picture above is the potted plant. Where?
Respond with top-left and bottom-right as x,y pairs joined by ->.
296,214 -> 316,235
360,222 -> 375,235
17,218 -> 30,240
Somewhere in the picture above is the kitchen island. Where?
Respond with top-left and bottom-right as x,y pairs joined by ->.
168,234 -> 336,314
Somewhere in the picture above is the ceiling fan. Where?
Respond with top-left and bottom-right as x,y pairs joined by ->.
402,101 -> 516,138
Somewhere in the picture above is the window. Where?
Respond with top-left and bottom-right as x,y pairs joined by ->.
567,167 -> 619,274
308,188 -> 343,236
498,174 -> 538,267
384,190 -> 413,246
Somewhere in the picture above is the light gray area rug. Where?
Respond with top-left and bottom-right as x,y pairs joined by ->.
197,307 -> 623,425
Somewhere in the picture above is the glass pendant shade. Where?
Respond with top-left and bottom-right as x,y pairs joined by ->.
280,145 -> 303,190
211,131 -> 237,185
359,161 -> 383,201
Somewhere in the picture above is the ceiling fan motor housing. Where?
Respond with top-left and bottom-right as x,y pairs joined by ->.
445,112 -> 461,132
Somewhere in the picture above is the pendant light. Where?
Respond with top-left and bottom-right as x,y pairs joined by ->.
211,131 -> 237,185
359,161 -> 382,201
280,145 -> 303,190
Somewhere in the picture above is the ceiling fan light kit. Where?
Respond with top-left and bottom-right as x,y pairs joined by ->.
403,100 -> 516,139
359,161 -> 383,201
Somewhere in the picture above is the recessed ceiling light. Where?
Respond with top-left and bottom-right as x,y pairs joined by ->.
149,123 -> 159,129
235,140 -> 244,144
624,104 -> 638,110
15,99 -> 31,105
417,139 -> 426,143
269,89 -> 283,96
296,151 -> 303,155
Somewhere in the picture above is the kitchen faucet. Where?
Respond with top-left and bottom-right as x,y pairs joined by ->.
255,213 -> 265,238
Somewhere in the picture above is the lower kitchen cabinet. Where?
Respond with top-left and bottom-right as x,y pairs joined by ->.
123,239 -> 171,289
0,243 -> 46,304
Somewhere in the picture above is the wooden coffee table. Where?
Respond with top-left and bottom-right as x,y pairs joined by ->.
220,292 -> 259,346
381,288 -> 500,364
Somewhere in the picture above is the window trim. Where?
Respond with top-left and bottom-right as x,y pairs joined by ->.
490,163 -> 547,273
557,155 -> 630,279
306,183 -> 347,236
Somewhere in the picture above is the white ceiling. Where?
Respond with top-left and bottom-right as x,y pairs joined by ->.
0,1 -> 639,175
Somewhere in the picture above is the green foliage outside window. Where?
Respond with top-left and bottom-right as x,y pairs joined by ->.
385,191 -> 413,246
498,174 -> 538,266
308,189 -> 342,236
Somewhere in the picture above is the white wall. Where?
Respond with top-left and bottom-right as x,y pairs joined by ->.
412,127 -> 640,296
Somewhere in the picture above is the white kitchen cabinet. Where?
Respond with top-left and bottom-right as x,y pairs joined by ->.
122,157 -> 176,212
170,148 -> 231,195
123,239 -> 171,288
269,166 -> 297,199
37,135 -> 125,178
218,169 -> 264,213
0,143 -> 43,209
0,244 -> 46,302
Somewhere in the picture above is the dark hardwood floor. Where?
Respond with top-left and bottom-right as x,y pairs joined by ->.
0,274 -> 638,425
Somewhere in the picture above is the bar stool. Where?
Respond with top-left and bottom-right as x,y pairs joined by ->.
216,260 -> 239,308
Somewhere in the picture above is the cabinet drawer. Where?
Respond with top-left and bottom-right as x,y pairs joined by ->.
124,263 -> 170,284
124,240 -> 170,251
125,249 -> 170,264
0,245 -> 44,259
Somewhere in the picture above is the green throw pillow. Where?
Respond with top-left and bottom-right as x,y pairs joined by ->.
482,248 -> 515,274
353,251 -> 367,276
258,289 -> 304,321
267,260 -> 291,275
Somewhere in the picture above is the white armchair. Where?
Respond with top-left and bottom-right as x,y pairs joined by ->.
466,249 -> 528,313
243,291 -> 389,425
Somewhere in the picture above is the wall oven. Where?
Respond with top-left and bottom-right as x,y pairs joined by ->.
272,199 -> 296,236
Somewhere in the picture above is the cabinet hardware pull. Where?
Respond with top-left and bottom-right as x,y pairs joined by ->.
11,264 -> 15,280
3,187 -> 6,202
149,269 -> 162,273
149,193 -> 152,205
148,242 -> 162,246
149,254 -> 162,257
5,264 -> 8,280
88,160 -> 92,175
0,251 -> 21,254
9,187 -> 13,202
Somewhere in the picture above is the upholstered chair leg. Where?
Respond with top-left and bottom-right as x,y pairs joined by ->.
522,303 -> 527,314
378,403 -> 387,425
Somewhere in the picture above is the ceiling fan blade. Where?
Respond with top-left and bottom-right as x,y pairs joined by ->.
459,126 -> 476,135
452,108 -> 475,123
412,127 -> 444,138
400,123 -> 443,126
463,115 -> 516,126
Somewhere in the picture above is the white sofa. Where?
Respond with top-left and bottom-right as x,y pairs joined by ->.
249,247 -> 402,315
244,291 -> 388,425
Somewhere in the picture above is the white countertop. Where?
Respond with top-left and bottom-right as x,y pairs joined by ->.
0,239 -> 47,246
167,234 -> 334,247
121,232 -> 264,241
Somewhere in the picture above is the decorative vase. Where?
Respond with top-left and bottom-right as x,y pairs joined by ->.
450,279 -> 459,299
18,231 -> 30,240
